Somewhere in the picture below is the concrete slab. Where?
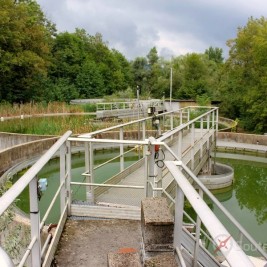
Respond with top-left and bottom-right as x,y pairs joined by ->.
54,219 -> 141,267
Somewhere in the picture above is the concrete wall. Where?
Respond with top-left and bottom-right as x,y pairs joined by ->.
0,132 -> 56,151
217,132 -> 267,146
0,137 -> 58,178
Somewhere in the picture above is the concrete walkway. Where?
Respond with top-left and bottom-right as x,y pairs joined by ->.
217,140 -> 267,152
96,129 -> 211,207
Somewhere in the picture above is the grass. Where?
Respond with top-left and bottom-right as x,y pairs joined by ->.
0,102 -> 84,117
0,115 -> 123,135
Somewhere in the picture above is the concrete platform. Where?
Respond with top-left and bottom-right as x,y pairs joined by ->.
54,219 -> 141,267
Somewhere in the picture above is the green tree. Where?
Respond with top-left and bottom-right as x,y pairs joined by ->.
205,46 -> 224,63
177,53 -> 209,99
0,0 -> 54,102
76,60 -> 104,98
219,17 -> 267,133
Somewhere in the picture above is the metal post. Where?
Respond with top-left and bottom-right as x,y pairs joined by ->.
142,121 -> 146,158
178,130 -> 183,159
89,142 -> 94,203
216,108 -> 219,133
144,144 -> 149,197
200,118 -> 204,158
148,142 -> 155,197
191,123 -> 195,170
84,142 -> 90,202
174,183 -> 184,249
187,108 -> 190,130
170,112 -> 174,130
193,188 -> 203,267
60,144 -> 66,213
29,176 -> 41,267
179,110 -> 183,125
66,140 -> 72,215
170,66 -> 173,110
119,127 -> 124,172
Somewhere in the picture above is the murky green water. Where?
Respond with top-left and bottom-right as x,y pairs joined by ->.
211,158 -> 267,255
13,148 -> 139,223
13,154 -> 267,255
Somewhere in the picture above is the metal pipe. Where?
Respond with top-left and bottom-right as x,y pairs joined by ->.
70,182 -> 144,189
40,180 -> 65,230
18,236 -> 37,267
0,247 -> 15,267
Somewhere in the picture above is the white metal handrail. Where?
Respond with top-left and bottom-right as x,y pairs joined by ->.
78,106 -> 205,138
158,142 -> 267,261
0,131 -> 72,216
0,130 -> 72,267
165,160 -> 255,267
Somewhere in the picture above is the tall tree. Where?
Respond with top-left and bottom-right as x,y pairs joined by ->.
219,17 -> 267,133
0,0 -> 54,102
205,46 -> 224,63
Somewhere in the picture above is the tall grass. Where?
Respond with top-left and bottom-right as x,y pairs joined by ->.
0,115 -> 123,135
0,102 -> 84,117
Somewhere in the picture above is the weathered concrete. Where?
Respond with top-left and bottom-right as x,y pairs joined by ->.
54,219 -> 141,267
141,198 -> 174,252
0,137 -> 58,178
198,163 -> 234,189
144,252 -> 179,267
217,132 -> 267,146
0,132 -> 55,151
108,248 -> 142,267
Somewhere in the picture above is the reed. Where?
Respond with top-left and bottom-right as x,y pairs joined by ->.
0,102 -> 83,117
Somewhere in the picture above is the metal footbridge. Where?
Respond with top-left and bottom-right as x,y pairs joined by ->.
0,106 -> 266,267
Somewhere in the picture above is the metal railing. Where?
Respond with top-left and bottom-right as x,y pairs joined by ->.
2,106 -> 264,267
0,131 -> 72,267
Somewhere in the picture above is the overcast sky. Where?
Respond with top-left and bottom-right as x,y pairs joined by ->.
37,0 -> 267,60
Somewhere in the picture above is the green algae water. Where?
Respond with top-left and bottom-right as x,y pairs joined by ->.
13,148 -> 139,223
13,154 -> 267,254
210,158 -> 267,255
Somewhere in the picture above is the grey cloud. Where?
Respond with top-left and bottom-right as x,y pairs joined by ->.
37,0 -> 267,59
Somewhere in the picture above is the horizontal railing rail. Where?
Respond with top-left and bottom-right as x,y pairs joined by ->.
0,131 -> 72,267
158,141 -> 267,261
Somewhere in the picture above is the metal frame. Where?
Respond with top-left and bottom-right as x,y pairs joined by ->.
1,106 -> 265,267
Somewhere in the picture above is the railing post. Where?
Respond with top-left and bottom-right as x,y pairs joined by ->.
178,130 -> 183,159
190,123 -> 195,170
85,141 -> 94,203
147,141 -> 156,197
170,112 -> 174,130
60,143 -> 66,213
174,183 -> 184,249
119,127 -> 124,171
193,188 -> 203,267
216,108 -> 219,133
89,141 -> 94,203
207,113 -> 210,131
179,110 -> 183,125
144,144 -> 149,197
200,118 -> 204,158
66,140 -> 72,215
187,108 -> 190,129
29,176 -> 41,267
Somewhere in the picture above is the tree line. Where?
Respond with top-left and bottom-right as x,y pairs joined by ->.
0,0 -> 266,133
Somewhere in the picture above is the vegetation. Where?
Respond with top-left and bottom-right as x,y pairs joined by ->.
0,1 -> 266,133
0,181 -> 30,260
